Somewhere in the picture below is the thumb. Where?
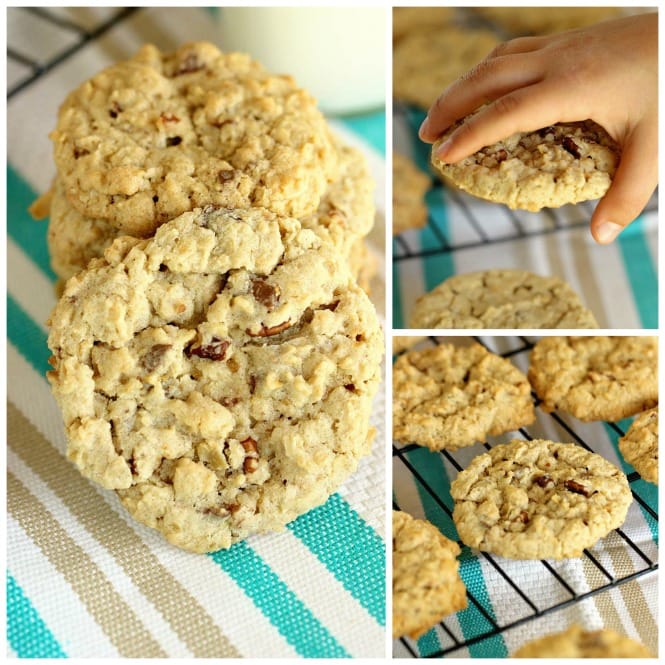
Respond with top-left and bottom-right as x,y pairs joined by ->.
590,124 -> 657,244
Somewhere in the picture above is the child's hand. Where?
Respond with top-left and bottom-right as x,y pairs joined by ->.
419,13 -> 657,244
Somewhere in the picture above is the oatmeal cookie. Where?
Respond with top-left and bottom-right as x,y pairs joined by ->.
432,117 -> 620,211
47,205 -> 383,553
44,139 -> 374,283
393,7 -> 456,42
393,26 -> 499,110
393,152 -> 430,236
393,342 -> 534,451
473,7 -> 624,36
451,439 -> 632,559
619,407 -> 658,485
392,510 -> 466,639
528,336 -> 658,422
409,269 -> 598,329
50,41 -> 338,234
392,336 -> 427,355
513,624 -> 653,657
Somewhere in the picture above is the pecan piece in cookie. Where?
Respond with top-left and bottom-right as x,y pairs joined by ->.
246,321 -> 292,337
186,338 -> 230,361
251,278 -> 280,310
142,344 -> 172,371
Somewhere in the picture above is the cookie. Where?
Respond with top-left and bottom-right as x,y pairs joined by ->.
393,25 -> 499,110
409,269 -> 598,329
451,439 -> 632,559
473,7 -> 624,36
392,335 -> 426,355
43,138 -> 374,283
619,407 -> 658,485
50,41 -> 338,235
392,510 -> 466,639
513,624 -> 653,657
528,336 -> 658,422
393,342 -> 535,451
432,117 -> 620,211
393,7 -> 456,42
47,205 -> 383,553
392,152 -> 430,236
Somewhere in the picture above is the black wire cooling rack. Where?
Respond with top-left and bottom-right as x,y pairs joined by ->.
7,7 -> 140,99
392,336 -> 658,658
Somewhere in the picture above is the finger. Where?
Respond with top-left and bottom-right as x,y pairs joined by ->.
590,124 -> 658,244
433,81 -> 579,164
485,35 -> 550,59
419,52 -> 544,143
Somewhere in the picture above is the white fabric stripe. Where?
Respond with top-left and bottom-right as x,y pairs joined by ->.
7,237 -> 57,331
7,515 -> 120,658
7,449 -> 193,658
117,528 -> 300,659
6,342 -> 303,659
250,529 -> 385,658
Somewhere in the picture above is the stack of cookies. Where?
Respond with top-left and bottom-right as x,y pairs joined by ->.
39,41 -> 384,553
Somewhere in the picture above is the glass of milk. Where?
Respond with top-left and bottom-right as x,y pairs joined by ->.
218,6 -> 385,115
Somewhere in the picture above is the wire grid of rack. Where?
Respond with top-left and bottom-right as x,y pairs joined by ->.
7,7 -> 140,99
392,336 -> 658,658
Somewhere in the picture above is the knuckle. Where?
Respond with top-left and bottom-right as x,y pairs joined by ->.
491,93 -> 521,118
487,40 -> 511,60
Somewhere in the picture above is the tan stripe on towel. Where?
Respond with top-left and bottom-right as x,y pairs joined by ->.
582,536 -> 658,655
8,471 -> 166,657
8,401 -> 241,658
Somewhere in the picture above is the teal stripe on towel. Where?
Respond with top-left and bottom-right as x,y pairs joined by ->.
7,165 -> 56,281
288,493 -> 385,625
7,573 -> 66,658
7,294 -> 51,376
209,541 -> 350,658
338,110 -> 386,156
421,187 -> 454,290
616,217 -> 657,329
406,447 -> 508,658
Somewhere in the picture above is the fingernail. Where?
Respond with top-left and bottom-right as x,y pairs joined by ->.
418,117 -> 431,139
595,221 -> 623,244
435,138 -> 453,161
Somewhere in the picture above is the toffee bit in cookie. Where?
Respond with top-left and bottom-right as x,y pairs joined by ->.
533,474 -> 554,488
186,338 -> 230,361
251,278 -> 280,309
203,505 -> 230,518
240,437 -> 258,454
537,126 -> 557,138
160,112 -> 180,123
243,457 -> 259,474
218,169 -> 235,182
562,136 -> 582,159
109,101 -> 123,118
73,147 -> 90,159
494,149 -> 508,163
246,320 -> 292,337
142,343 -> 172,372
564,479 -> 592,497
166,136 -> 183,147
321,300 -> 340,312
175,53 -> 204,75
